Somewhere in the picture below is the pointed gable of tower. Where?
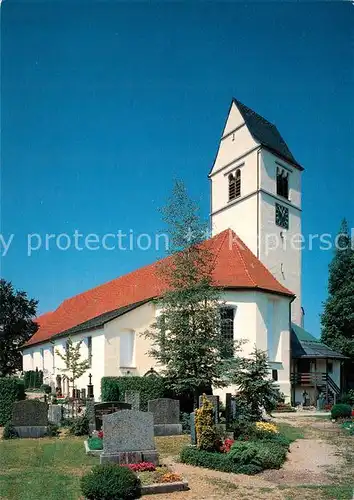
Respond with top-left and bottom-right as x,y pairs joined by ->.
210,98 -> 302,176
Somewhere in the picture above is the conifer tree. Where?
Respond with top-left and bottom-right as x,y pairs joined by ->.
227,348 -> 282,421
321,219 -> 354,359
145,180 -> 242,406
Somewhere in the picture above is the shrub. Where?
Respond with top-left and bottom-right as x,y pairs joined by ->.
331,403 -> 352,420
195,395 -> 217,451
180,437 -> 289,474
81,464 -> 141,500
23,370 -> 44,389
3,422 -> 19,440
69,415 -> 90,436
180,446 -> 263,474
0,378 -> 26,426
46,422 -> 60,437
339,390 -> 354,406
87,437 -> 103,450
101,376 -> 165,411
180,412 -> 191,434
249,441 -> 287,469
40,384 -> 52,394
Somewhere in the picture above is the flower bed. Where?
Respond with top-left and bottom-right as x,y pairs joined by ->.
181,420 -> 291,475
139,466 -> 182,485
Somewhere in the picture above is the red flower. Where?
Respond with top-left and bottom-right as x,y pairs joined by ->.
122,462 -> 156,472
220,438 -> 235,453
97,430 -> 104,439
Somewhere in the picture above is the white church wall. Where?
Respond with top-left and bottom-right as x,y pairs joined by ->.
211,195 -> 258,255
222,101 -> 245,135
258,191 -> 301,324
210,149 -> 259,215
214,290 -> 291,402
23,329 -> 105,399
104,301 -> 156,379
260,149 -> 302,208
210,101 -> 258,178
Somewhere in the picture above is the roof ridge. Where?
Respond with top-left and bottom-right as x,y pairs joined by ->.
231,232 -> 257,287
233,97 -> 276,127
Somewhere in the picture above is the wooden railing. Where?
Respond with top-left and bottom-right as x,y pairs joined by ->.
290,372 -> 327,385
290,372 -> 340,395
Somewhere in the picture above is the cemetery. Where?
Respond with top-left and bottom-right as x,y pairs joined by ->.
0,371 -> 353,499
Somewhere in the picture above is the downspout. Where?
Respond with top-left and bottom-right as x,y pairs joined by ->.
257,149 -> 260,259
289,295 -> 296,406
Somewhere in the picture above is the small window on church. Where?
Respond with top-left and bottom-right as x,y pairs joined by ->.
228,174 -> 236,200
235,169 -> 241,198
228,170 -> 241,201
277,168 -> 289,199
220,307 -> 234,358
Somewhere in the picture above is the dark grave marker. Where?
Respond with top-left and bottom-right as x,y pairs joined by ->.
94,401 -> 131,430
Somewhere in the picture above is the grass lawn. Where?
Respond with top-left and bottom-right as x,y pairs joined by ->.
0,434 -> 189,500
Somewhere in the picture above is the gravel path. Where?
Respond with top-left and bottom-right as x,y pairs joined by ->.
148,416 -> 346,499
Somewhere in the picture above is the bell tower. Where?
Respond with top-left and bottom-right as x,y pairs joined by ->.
209,99 -> 303,325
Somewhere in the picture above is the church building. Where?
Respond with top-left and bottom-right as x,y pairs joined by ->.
22,99 -> 345,405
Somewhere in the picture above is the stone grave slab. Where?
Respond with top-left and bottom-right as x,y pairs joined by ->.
100,410 -> 158,465
148,398 -> 182,436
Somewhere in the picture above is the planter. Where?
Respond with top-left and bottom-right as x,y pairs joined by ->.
141,480 -> 189,495
84,440 -> 101,457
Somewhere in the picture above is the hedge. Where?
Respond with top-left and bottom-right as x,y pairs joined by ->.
23,369 -> 43,389
0,378 -> 26,425
180,439 -> 288,475
101,376 -> 166,411
180,446 -> 262,475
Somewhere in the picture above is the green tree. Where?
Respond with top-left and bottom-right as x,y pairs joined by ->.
145,180 -> 242,406
321,219 -> 354,358
0,279 -> 38,376
55,337 -> 90,395
227,348 -> 282,421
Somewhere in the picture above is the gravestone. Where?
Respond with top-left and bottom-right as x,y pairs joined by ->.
12,400 -> 48,438
225,393 -> 232,425
231,398 -> 237,419
48,404 -> 62,425
124,391 -> 140,410
148,398 -> 182,436
190,412 -> 196,445
100,410 -> 158,465
198,395 -> 220,423
85,399 -> 96,432
94,401 -> 131,430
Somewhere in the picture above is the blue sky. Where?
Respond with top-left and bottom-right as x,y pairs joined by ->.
1,1 -> 353,337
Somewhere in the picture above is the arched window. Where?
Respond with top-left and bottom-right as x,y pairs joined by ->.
235,169 -> 241,198
228,170 -> 241,201
277,168 -> 289,199
220,307 -> 235,358
228,173 -> 236,201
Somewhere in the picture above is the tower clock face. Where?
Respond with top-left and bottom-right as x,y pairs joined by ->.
275,203 -> 289,229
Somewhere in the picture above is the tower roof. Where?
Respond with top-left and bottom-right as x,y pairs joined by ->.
233,99 -> 303,169
25,229 -> 294,348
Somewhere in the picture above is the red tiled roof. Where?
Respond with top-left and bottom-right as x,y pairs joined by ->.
25,229 -> 293,347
